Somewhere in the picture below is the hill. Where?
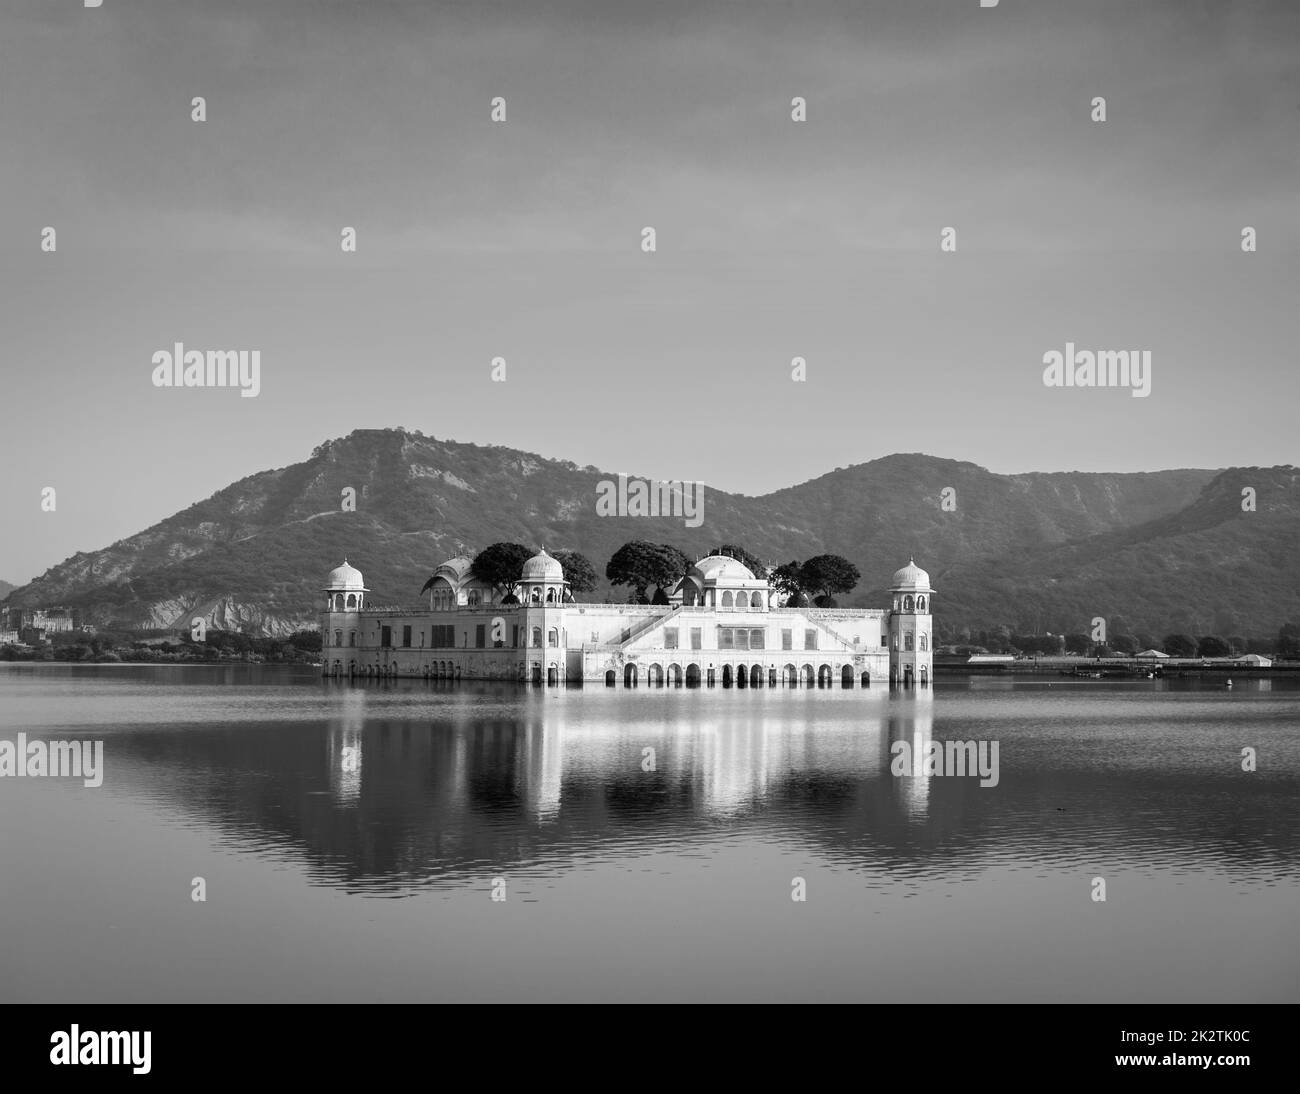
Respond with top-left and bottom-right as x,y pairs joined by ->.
5,428 -> 1296,638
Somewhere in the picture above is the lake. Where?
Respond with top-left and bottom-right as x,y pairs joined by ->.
1,664 -> 1296,1003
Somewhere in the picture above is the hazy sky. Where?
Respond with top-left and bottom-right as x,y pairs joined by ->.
1,0 -> 1296,583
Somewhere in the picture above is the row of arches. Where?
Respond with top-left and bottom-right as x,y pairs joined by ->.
606,663 -> 873,688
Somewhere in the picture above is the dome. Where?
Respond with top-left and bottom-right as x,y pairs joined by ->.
433,556 -> 474,582
890,557 -> 931,590
690,554 -> 756,584
521,548 -> 564,583
326,559 -> 366,590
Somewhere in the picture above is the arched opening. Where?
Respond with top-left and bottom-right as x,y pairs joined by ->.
906,633 -> 914,651
682,585 -> 697,606
668,664 -> 683,686
784,664 -> 797,686
800,664 -> 814,687
334,630 -> 342,647
750,591 -> 762,608
532,627 -> 542,647
817,664 -> 833,687
333,594 -> 344,611
722,665 -> 733,687
648,663 -> 664,686
768,667 -> 777,687
547,665 -> 559,685
546,588 -> 556,603
686,664 -> 701,687
860,670 -> 870,687
547,629 -> 558,647
920,634 -> 928,651
904,595 -> 914,611
624,663 -> 638,687
841,665 -> 854,688
468,591 -> 481,607
916,596 -> 926,612
920,666 -> 929,686
750,664 -> 762,687
345,593 -> 356,609
721,591 -> 733,608
605,669 -> 616,687
735,664 -> 747,688
531,663 -> 543,685
531,588 -> 541,604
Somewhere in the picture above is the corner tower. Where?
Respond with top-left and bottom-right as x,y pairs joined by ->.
322,559 -> 368,676
888,558 -> 933,687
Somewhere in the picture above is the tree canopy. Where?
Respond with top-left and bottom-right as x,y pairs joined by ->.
770,561 -> 805,601
605,541 -> 691,602
801,555 -> 861,600
553,550 -> 597,594
770,555 -> 859,604
469,542 -> 535,598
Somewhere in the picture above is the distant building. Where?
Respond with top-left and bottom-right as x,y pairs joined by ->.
320,552 -> 935,688
1135,649 -> 1170,659
1235,654 -> 1272,667
3,607 -> 77,636
967,654 -> 1015,664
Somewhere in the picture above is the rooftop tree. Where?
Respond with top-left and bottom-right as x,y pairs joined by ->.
799,554 -> 861,607
467,542 -> 535,602
606,541 -> 691,604
553,550 -> 598,596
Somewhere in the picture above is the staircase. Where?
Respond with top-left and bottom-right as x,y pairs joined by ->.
619,605 -> 683,650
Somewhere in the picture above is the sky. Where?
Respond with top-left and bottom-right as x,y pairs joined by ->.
1,0 -> 1297,583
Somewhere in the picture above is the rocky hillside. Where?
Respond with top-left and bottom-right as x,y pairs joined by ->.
5,428 -> 1297,638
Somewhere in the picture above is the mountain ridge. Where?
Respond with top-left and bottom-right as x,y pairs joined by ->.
5,428 -> 1295,639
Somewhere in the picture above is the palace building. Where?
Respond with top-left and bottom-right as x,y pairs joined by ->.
320,551 -> 933,688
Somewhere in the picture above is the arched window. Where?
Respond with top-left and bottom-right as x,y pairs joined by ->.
333,594 -> 344,612
904,595 -> 914,611
750,591 -> 762,608
349,632 -> 356,647
905,632 -> 914,651
346,593 -> 356,609
334,630 -> 342,646
546,588 -> 556,603
916,596 -> 926,612
920,634 -> 928,651
467,591 -> 480,607
547,628 -> 558,647
531,588 -> 541,604
532,626 -> 542,647
721,591 -> 733,608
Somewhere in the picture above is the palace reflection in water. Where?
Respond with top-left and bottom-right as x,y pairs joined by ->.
60,673 -> 1297,896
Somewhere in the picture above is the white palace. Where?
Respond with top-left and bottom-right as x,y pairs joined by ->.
320,550 -> 933,688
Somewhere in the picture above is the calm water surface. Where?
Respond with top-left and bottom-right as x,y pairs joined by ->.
1,665 -> 1296,1002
